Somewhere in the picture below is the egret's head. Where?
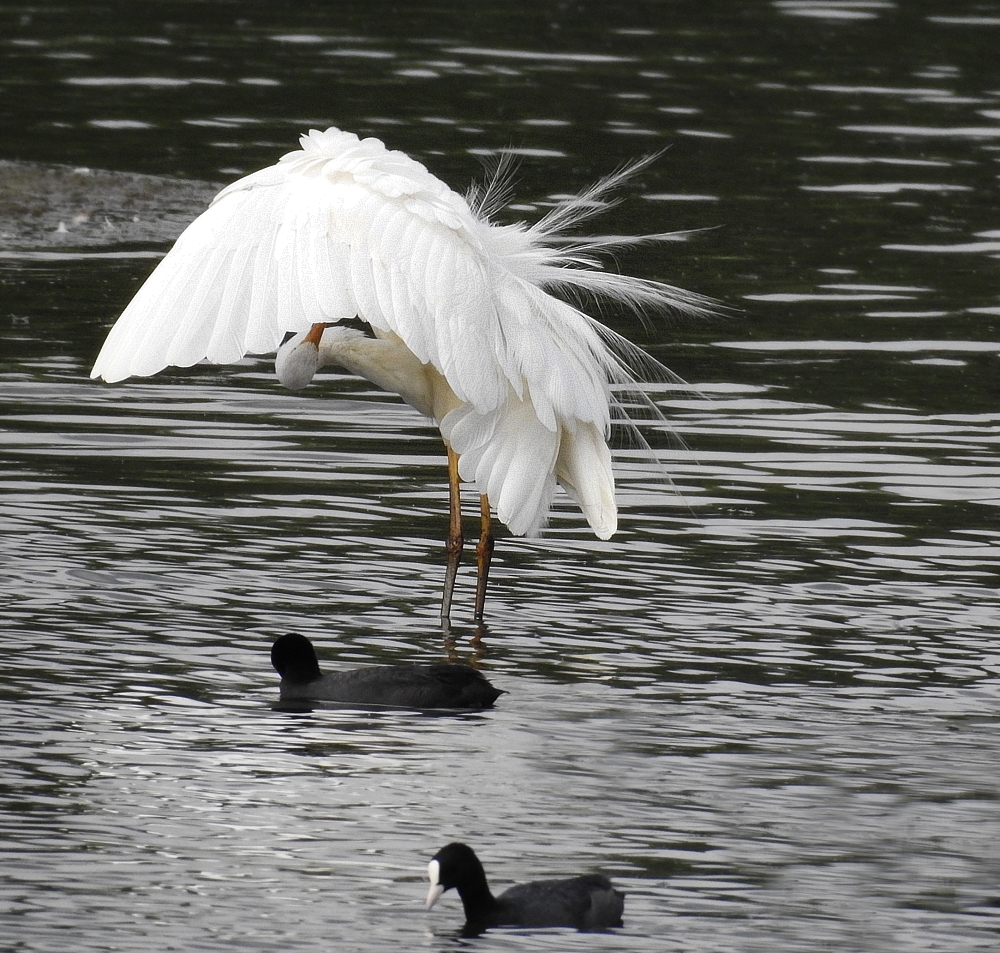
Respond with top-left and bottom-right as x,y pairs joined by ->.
274,324 -> 327,390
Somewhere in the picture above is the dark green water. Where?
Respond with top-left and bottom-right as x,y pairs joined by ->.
2,2 -> 999,950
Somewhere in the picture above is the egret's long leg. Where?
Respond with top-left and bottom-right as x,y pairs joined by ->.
441,446 -> 463,625
474,494 -> 494,623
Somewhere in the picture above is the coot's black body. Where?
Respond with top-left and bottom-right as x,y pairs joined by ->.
271,634 -> 503,710
426,842 -> 624,933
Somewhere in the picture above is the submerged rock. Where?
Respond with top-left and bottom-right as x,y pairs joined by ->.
0,159 -> 220,251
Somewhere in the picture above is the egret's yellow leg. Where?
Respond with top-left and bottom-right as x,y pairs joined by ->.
441,446 -> 463,625
474,495 -> 494,623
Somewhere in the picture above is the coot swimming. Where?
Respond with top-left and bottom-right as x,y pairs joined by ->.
426,841 -> 624,933
271,634 -> 503,710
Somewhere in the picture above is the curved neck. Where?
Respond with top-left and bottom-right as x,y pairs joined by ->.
455,874 -> 497,925
320,332 -> 458,421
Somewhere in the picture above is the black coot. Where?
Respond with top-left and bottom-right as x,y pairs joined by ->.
426,842 -> 624,933
270,634 -> 503,710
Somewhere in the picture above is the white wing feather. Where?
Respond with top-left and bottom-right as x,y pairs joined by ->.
92,126 -> 714,537
441,396 -> 560,537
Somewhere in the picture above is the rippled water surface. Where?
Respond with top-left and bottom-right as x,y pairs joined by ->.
2,2 -> 1000,950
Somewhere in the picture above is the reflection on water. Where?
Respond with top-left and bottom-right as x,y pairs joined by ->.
2,2 -> 1000,951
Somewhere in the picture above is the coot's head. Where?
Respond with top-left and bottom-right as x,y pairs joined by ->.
271,633 -> 322,683
426,842 -> 488,909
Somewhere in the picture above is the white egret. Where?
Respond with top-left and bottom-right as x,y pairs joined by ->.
91,127 -> 712,624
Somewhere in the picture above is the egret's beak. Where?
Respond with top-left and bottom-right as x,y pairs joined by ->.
304,322 -> 327,345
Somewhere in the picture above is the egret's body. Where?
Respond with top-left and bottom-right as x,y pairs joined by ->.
92,127 -> 711,622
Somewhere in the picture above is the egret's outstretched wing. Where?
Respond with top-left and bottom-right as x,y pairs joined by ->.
92,128 -> 475,382
92,127 -> 709,438
91,128 -> 596,424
